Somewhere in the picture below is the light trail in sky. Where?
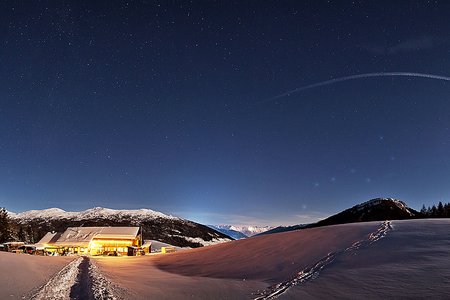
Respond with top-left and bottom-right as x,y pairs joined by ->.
260,72 -> 450,104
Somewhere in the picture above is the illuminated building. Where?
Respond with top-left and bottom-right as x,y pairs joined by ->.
37,227 -> 142,256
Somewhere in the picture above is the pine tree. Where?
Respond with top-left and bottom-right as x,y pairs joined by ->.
27,225 -> 34,243
0,208 -> 11,243
444,203 -> 450,218
431,205 -> 438,217
18,226 -> 25,242
420,204 -> 428,216
426,206 -> 432,217
438,201 -> 444,217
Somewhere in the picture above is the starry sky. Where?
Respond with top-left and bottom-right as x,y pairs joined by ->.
2,1 -> 450,226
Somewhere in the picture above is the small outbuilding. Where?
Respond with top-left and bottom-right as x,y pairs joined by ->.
3,242 -> 25,252
141,241 -> 152,254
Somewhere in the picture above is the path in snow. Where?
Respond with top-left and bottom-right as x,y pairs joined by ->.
30,257 -> 83,300
70,256 -> 94,300
29,256 -> 122,300
253,221 -> 393,300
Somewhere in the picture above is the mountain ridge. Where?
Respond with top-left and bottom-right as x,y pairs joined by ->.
314,198 -> 419,228
10,206 -> 177,221
258,198 -> 420,236
7,206 -> 232,248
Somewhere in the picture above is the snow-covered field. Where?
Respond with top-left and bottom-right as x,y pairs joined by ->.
93,219 -> 450,299
281,219 -> 450,299
175,236 -> 231,246
2,219 -> 450,299
91,221 -> 379,299
0,252 -> 75,299
30,257 -> 83,300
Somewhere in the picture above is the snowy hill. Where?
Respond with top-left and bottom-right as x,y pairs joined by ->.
8,207 -> 231,248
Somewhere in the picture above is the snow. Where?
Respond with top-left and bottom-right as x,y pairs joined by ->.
253,221 -> 393,299
354,198 -> 414,216
0,252 -> 75,299
213,225 -> 273,237
30,257 -> 83,300
123,219 -> 449,299
12,208 -> 71,220
281,219 -> 450,299
92,256 -> 266,299
170,234 -> 230,246
36,232 -> 60,244
92,222 -> 377,299
179,236 -> 230,246
10,206 -> 178,222
145,240 -> 185,252
89,259 -> 123,300
5,209 -> 17,217
54,226 -> 140,247
78,207 -> 177,220
156,222 -> 378,283
3,219 -> 450,299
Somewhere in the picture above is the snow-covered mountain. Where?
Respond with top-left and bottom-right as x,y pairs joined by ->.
11,207 -> 177,222
208,226 -> 247,240
8,207 -> 231,248
259,198 -> 420,236
314,198 -> 418,228
353,198 -> 415,215
210,225 -> 273,238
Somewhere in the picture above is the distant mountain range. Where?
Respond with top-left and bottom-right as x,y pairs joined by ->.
259,224 -> 309,235
258,198 -> 420,236
7,207 -> 232,248
208,225 -> 273,239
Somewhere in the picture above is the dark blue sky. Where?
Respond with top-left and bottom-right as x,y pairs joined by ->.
1,1 -> 450,225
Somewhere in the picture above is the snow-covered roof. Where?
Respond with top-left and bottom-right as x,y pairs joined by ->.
142,241 -> 152,247
20,232 -> 62,250
37,232 -> 61,245
3,242 -> 24,245
53,227 -> 139,247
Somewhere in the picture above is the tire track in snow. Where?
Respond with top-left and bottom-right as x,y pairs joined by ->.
253,221 -> 393,300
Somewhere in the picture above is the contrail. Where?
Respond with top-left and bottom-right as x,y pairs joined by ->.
260,72 -> 450,104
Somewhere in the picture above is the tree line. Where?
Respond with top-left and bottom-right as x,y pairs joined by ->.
420,201 -> 450,218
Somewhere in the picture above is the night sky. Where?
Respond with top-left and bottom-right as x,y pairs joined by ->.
2,1 -> 450,226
